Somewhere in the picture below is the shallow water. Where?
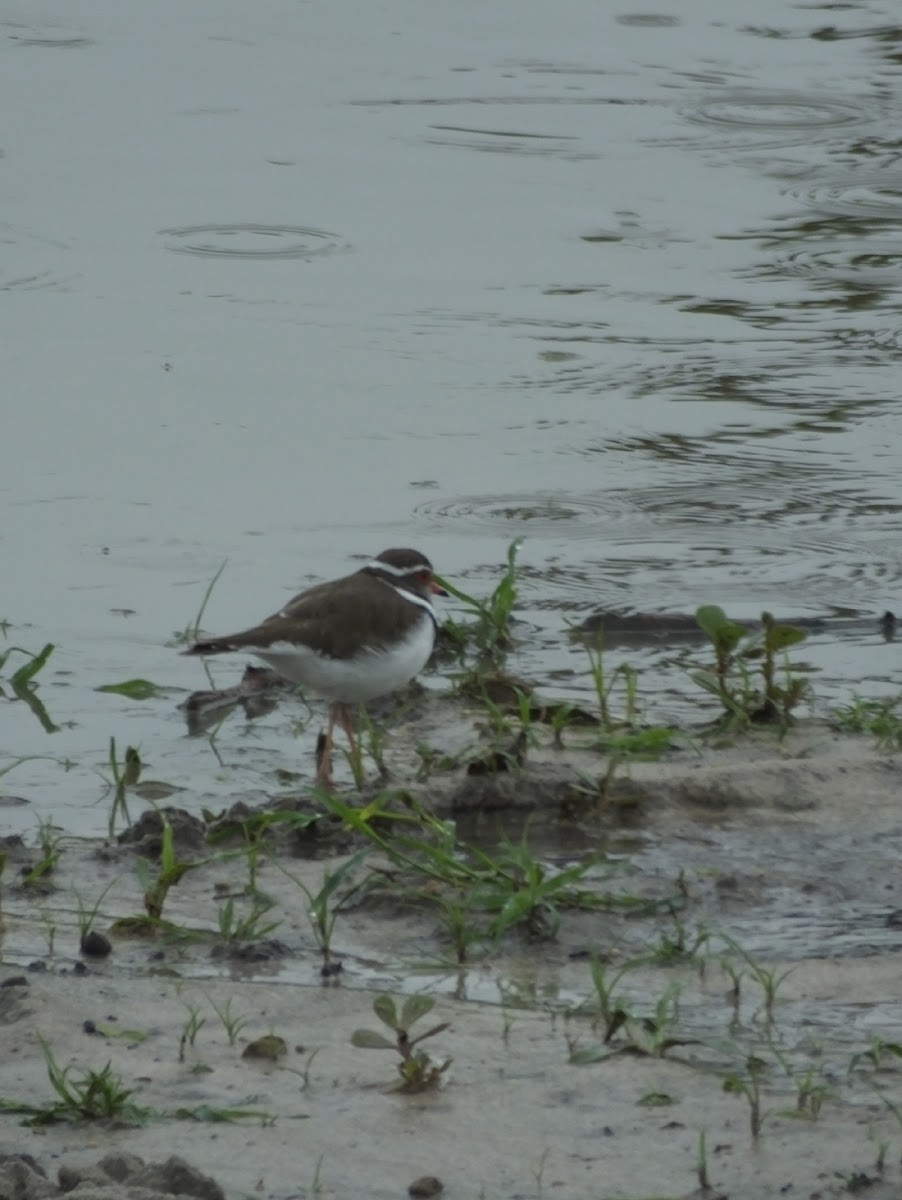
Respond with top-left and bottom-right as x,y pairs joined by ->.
3,0 -> 902,834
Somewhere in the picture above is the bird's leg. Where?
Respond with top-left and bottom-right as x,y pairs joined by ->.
334,702 -> 364,786
315,704 -> 338,789
335,702 -> 359,758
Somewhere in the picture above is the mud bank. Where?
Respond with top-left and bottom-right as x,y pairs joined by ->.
2,719 -> 902,1200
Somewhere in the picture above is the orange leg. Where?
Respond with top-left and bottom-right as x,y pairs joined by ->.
335,702 -> 359,763
315,702 -> 362,789
315,704 -> 338,789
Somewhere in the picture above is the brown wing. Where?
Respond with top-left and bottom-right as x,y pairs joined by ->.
187,571 -> 424,661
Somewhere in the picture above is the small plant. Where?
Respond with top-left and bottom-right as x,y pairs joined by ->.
276,847 -> 372,971
787,1063 -> 831,1119
22,819 -> 63,887
481,833 -> 601,940
692,606 -> 810,729
136,811 -> 208,921
438,538 -> 521,659
74,878 -> 118,952
832,695 -> 902,751
0,640 -> 58,732
582,957 -> 636,1042
569,979 -> 686,1063
24,1037 -> 146,1124
96,678 -> 163,700
413,741 -> 461,780
849,1036 -> 902,1074
0,640 -> 55,687
586,643 -> 642,729
351,994 -> 451,1091
650,905 -> 710,964
216,895 -> 281,945
177,995 -> 207,1062
720,936 -> 793,1024
723,1055 -> 768,1141
622,983 -> 684,1057
173,559 -> 228,646
103,737 -> 143,840
205,994 -> 249,1046
38,908 -> 57,956
423,887 -> 489,965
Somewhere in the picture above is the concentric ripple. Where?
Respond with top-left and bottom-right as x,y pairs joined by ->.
413,491 -> 634,539
785,175 -> 902,222
682,89 -> 867,147
159,224 -> 344,260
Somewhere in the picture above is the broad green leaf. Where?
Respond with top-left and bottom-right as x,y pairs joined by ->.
96,679 -> 161,700
372,995 -> 398,1030
351,1029 -> 396,1050
695,605 -> 728,640
765,625 -> 807,651
399,994 -> 435,1031
695,607 -> 746,651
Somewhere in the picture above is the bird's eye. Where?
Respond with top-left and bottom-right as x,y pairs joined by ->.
418,569 -> 432,583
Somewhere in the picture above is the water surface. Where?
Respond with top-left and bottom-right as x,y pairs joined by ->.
3,0 -> 902,832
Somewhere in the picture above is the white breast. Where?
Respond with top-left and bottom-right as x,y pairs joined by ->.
252,612 -> 436,703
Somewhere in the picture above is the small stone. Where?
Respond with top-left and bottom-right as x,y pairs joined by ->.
242,1034 -> 288,1061
80,929 -> 112,958
408,1176 -> 443,1197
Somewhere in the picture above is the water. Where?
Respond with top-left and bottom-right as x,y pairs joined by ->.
3,0 -> 902,833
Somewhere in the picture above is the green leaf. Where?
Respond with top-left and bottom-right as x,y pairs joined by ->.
96,679 -> 161,700
11,643 -> 55,687
399,994 -> 435,1032
569,1044 -> 614,1065
695,605 -> 728,640
351,1029 -> 396,1050
689,669 -> 721,696
695,607 -> 747,652
372,995 -> 398,1031
765,625 -> 807,651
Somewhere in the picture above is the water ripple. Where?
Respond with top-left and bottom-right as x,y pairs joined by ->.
413,491 -> 633,539
686,88 -> 868,132
159,224 -> 345,260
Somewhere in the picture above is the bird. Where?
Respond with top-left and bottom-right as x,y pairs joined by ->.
185,548 -> 444,788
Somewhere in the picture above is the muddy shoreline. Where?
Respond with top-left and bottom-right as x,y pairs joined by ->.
3,707 -> 902,1200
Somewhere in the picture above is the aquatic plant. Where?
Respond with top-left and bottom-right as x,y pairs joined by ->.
723,1055 -> 768,1141
135,810 -> 208,921
215,895 -> 281,945
5,1037 -> 149,1125
437,537 -> 521,660
832,694 -> 902,750
74,878 -> 118,953
0,639 -> 58,731
274,846 -> 372,973
102,737 -> 142,840
21,819 -> 63,888
205,993 -> 249,1046
692,606 -> 810,729
351,994 -> 451,1092
172,558 -> 228,646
